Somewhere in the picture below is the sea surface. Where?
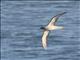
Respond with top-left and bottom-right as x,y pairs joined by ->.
1,1 -> 80,60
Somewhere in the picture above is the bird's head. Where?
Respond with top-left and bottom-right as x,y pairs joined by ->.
40,27 -> 45,30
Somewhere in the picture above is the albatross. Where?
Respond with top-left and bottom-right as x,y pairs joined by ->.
40,12 -> 66,48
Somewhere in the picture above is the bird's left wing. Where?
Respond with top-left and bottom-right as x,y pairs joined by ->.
42,30 -> 49,48
47,12 -> 66,27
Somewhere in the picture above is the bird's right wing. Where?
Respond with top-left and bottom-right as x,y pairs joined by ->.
42,30 -> 49,48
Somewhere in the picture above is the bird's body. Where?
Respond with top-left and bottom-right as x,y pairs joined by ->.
41,12 -> 66,49
45,26 -> 64,30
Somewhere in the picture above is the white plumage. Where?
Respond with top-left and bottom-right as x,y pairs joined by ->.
41,12 -> 66,48
42,30 -> 49,48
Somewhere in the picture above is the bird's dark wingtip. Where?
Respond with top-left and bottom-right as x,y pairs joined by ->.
56,12 -> 67,17
60,12 -> 67,15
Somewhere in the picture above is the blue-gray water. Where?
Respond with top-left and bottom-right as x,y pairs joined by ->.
1,1 -> 80,60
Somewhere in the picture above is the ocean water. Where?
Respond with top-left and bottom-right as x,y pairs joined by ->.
1,1 -> 80,60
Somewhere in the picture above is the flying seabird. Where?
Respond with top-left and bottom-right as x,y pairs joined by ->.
40,12 -> 66,49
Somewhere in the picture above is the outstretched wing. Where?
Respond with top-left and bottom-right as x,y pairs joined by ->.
42,30 -> 49,48
47,12 -> 66,27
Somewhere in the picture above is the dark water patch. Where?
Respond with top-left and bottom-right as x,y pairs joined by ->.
69,36 -> 80,39
10,49 -> 42,59
76,54 -> 80,57
52,58 -> 75,60
52,41 -> 80,45
69,22 -> 80,25
11,50 -> 37,59
15,32 -> 32,36
55,5 -> 73,8
49,35 -> 65,38
9,43 -> 32,49
12,50 -> 26,52
60,48 -> 78,55
1,30 -> 13,39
